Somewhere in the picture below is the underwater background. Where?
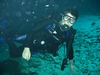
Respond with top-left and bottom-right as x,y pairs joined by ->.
0,0 -> 100,75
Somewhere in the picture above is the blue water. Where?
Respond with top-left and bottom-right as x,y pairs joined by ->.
0,0 -> 100,32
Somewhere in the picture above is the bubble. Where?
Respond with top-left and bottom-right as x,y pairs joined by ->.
34,16 -> 37,19
6,49 -> 9,51
2,3 -> 5,6
29,2 -> 31,4
16,11 -> 22,17
50,0 -> 54,4
20,1 -> 25,5
45,5 -> 49,7
26,19 -> 29,22
54,4 -> 59,10
26,11 -> 31,15
32,12 -> 35,14
6,12 -> 10,16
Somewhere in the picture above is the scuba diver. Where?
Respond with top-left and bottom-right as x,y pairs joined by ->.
4,8 -> 79,72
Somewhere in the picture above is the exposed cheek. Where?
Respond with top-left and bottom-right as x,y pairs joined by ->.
65,22 -> 71,25
68,24 -> 73,27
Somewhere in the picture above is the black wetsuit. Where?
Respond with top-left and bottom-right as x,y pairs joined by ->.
8,13 -> 76,60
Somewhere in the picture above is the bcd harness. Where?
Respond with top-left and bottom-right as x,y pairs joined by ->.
45,23 -> 70,71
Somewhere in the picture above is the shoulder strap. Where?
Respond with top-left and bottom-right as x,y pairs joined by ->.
66,31 -> 70,38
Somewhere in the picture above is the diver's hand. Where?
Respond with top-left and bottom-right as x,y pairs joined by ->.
70,63 -> 74,73
22,47 -> 31,61
70,60 -> 74,73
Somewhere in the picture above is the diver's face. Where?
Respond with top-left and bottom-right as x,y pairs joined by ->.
62,13 -> 76,27
59,13 -> 76,31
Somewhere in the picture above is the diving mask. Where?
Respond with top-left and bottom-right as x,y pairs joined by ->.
63,14 -> 76,24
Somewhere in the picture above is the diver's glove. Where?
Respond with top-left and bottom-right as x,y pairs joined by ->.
22,47 -> 31,61
61,57 -> 69,70
70,60 -> 74,73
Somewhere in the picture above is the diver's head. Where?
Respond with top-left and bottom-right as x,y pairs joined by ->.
59,8 -> 78,31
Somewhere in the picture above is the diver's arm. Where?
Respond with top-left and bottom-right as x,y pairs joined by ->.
61,29 -> 76,71
22,25 -> 37,61
22,23 -> 39,61
66,38 -> 74,72
24,18 -> 52,47
66,38 -> 74,60
61,34 -> 75,70
22,19 -> 52,61
66,30 -> 76,72
22,25 -> 43,61
66,28 -> 76,60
